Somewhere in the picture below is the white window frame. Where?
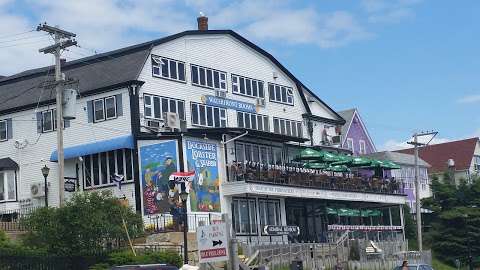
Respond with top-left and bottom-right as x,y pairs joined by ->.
191,64 -> 227,90
272,117 -> 302,137
42,109 -> 57,133
104,96 -> 117,120
268,83 -> 294,105
0,170 -> 16,202
474,155 -> 480,171
359,140 -> 366,155
0,120 -> 7,142
93,96 -> 117,123
347,138 -> 354,153
143,94 -> 186,120
237,111 -> 269,132
83,149 -> 134,189
258,199 -> 281,234
151,55 -> 186,82
191,102 -> 227,128
231,74 -> 265,99
232,198 -> 257,235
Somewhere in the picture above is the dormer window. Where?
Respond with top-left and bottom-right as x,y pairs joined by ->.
151,55 -> 186,82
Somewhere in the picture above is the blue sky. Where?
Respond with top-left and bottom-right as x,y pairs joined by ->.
0,0 -> 478,149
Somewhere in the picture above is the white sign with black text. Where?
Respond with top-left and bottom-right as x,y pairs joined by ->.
197,222 -> 229,263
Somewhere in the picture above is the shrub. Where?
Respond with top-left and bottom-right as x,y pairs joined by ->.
90,249 -> 183,269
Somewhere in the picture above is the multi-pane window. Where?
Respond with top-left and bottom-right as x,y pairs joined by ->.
346,138 -> 354,153
0,120 -> 6,141
268,83 -> 293,105
0,171 -> 15,202
83,149 -> 134,189
191,102 -> 227,128
232,74 -> 264,98
191,64 -> 227,90
474,155 -> 480,171
259,199 -> 281,231
232,198 -> 257,235
235,142 -> 282,165
144,94 -> 185,120
93,96 -> 117,122
359,140 -> 366,155
42,109 -> 57,132
151,55 -> 186,82
237,112 -> 269,132
272,117 -> 303,138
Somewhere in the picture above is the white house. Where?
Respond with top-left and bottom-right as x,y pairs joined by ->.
0,16 -> 407,244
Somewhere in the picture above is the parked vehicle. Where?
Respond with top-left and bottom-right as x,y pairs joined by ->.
394,264 -> 434,270
111,264 -> 179,270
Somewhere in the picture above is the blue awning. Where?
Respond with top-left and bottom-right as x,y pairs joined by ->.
50,134 -> 134,162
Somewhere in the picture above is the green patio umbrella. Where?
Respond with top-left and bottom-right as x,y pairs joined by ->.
330,154 -> 353,166
303,162 -> 329,169
325,165 -> 350,172
319,150 -> 341,163
383,160 -> 401,169
294,148 -> 322,161
350,156 -> 372,167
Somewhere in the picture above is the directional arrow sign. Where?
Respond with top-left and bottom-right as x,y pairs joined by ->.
197,223 -> 229,263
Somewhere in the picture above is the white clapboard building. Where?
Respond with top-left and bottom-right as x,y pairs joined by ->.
0,16 -> 406,244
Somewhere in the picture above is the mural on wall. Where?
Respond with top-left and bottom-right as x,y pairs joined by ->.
140,140 -> 179,215
185,140 -> 221,212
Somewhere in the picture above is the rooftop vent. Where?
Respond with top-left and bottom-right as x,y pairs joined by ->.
197,13 -> 208,31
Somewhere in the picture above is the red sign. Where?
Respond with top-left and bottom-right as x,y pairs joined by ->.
200,248 -> 227,259
169,171 -> 195,182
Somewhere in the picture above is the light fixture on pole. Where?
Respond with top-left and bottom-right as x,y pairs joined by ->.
41,165 -> 50,207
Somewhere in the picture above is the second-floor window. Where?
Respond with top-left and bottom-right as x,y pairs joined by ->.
474,155 -> 480,171
273,117 -> 302,138
93,96 -> 117,122
191,64 -> 227,90
237,111 -> 269,132
42,109 -> 57,132
144,94 -> 185,120
268,83 -> 294,105
83,149 -> 134,189
232,74 -> 264,99
347,138 -> 354,153
151,55 -> 186,82
359,140 -> 366,155
191,102 -> 226,128
0,120 -> 7,141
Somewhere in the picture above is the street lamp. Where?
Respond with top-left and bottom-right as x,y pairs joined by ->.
41,165 -> 50,207
179,182 -> 189,265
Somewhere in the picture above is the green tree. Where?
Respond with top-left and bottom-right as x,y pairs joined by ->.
403,204 -> 417,241
22,191 -> 143,256
422,175 -> 480,265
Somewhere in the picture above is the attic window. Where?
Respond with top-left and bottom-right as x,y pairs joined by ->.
151,55 -> 186,82
268,83 -> 293,105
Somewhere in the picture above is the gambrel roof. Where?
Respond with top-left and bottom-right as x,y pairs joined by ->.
0,30 -> 344,124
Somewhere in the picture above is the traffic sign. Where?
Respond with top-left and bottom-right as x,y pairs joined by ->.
197,222 -> 229,263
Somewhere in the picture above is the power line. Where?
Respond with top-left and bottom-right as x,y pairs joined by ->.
0,38 -> 51,49
0,29 -> 35,40
0,33 -> 50,44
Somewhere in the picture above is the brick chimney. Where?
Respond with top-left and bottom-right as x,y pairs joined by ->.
197,14 -> 208,31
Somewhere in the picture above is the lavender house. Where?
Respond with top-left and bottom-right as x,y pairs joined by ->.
338,108 -> 376,156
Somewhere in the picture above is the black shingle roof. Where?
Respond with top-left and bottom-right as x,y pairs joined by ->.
0,30 -> 344,124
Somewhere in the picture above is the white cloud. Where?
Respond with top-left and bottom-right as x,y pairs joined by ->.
457,94 -> 480,104
381,136 -> 450,151
361,0 -> 422,24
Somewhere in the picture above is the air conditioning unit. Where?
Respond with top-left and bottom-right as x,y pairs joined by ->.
31,182 -> 48,198
256,98 -> 266,107
164,112 -> 180,130
215,90 -> 227,98
146,119 -> 163,130
331,135 -> 341,144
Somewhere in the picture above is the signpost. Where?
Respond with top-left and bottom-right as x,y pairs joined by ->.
197,222 -> 229,263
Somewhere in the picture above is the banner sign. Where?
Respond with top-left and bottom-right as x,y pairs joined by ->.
169,171 -> 195,183
197,223 -> 229,263
263,225 -> 300,236
328,225 -> 403,231
186,140 -> 221,212
202,95 -> 257,113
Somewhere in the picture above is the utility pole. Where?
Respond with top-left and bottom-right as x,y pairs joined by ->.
37,23 -> 76,207
407,130 -> 437,251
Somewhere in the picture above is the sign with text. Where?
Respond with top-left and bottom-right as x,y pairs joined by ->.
197,222 -> 229,263
202,95 -> 257,113
64,180 -> 76,192
263,225 -> 300,236
169,171 -> 195,183
328,225 -> 403,231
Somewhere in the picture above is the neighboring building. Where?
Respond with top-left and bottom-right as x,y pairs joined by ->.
366,151 -> 431,213
0,16 -> 407,244
397,137 -> 480,185
338,108 -> 376,156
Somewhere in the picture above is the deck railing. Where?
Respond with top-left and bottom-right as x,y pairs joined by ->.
144,212 -> 222,233
227,161 -> 405,195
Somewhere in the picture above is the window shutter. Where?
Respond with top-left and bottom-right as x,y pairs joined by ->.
7,118 -> 12,139
115,94 -> 123,116
87,101 -> 93,123
36,112 -> 43,133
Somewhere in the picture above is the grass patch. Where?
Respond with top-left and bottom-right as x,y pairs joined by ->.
432,258 -> 456,270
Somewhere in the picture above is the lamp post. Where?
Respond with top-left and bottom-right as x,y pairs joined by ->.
179,183 -> 189,265
41,165 -> 50,207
